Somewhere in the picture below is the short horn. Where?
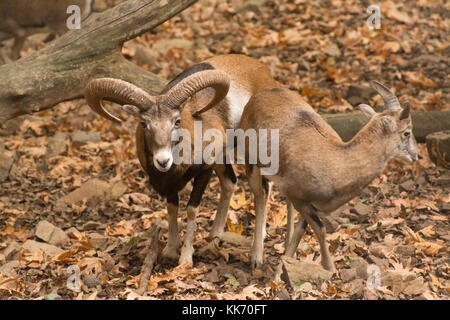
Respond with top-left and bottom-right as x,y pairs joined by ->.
161,70 -> 230,115
370,81 -> 401,110
84,78 -> 156,122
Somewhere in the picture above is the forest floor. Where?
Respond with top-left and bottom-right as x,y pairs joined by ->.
0,0 -> 449,300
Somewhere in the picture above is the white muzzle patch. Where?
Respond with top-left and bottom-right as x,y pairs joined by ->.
153,150 -> 173,172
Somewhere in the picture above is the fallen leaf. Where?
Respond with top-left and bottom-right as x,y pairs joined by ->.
106,220 -> 135,236
226,218 -> 243,235
230,187 -> 249,210
418,224 -> 436,238
404,71 -> 437,88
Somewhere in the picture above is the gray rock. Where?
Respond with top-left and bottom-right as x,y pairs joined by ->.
340,268 -> 357,282
88,233 -> 109,249
35,220 -> 69,246
123,40 -> 158,67
70,131 -> 101,146
348,278 -> 365,296
0,260 -> 19,277
3,240 -> 21,261
426,131 -> 450,168
381,270 -> 416,295
151,39 -> 194,55
0,145 -> 14,182
399,180 -> 416,192
403,277 -> 425,296
394,245 -> 415,256
22,240 -> 64,257
281,256 -> 333,288
55,178 -> 127,210
350,257 -> 369,279
66,227 -> 82,239
234,0 -> 269,12
369,244 -> 390,258
346,85 -> 376,106
47,132 -> 68,157
221,231 -> 252,248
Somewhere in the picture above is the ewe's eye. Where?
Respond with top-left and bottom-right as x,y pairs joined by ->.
174,118 -> 181,128
403,131 -> 410,137
140,120 -> 147,128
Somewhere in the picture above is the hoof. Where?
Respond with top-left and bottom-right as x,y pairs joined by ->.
161,245 -> 178,265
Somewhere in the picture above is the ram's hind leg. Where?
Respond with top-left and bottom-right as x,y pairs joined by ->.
179,169 -> 213,265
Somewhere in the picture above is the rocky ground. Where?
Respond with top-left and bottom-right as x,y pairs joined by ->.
0,0 -> 449,300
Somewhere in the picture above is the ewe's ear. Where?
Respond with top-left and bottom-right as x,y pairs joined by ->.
399,103 -> 410,120
381,116 -> 395,133
358,104 -> 376,118
122,104 -> 141,117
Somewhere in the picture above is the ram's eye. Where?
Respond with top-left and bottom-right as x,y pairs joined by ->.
174,118 -> 181,128
403,131 -> 410,137
140,121 -> 147,128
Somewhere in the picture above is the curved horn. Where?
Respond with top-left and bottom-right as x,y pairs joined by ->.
370,80 -> 401,110
161,70 -> 230,115
84,78 -> 156,122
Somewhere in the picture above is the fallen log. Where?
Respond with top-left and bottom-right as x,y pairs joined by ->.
0,0 -> 198,122
322,110 -> 450,143
426,130 -> 450,167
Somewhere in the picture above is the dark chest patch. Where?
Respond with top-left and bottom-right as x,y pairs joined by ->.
146,164 -> 207,198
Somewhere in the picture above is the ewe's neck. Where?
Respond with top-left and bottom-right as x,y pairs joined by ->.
338,124 -> 389,190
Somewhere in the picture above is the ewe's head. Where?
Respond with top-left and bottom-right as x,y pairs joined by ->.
84,71 -> 230,172
358,81 -> 419,163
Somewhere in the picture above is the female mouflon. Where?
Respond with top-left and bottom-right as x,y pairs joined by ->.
240,81 -> 418,271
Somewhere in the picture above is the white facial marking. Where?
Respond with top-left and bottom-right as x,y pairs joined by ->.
153,149 -> 173,172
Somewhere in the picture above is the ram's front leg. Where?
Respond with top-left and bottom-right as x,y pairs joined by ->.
210,164 -> 236,240
161,193 -> 180,263
179,169 -> 213,265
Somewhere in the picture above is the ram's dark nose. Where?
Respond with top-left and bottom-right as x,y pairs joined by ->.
157,159 -> 170,168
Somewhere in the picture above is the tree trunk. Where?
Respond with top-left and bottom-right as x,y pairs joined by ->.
322,110 -> 450,143
0,0 -> 198,122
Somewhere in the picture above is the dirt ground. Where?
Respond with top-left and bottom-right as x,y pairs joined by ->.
0,0 -> 448,300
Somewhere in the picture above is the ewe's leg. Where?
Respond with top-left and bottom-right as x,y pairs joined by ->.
179,169 -> 212,265
161,194 -> 179,262
248,165 -> 271,269
285,218 -> 308,258
285,200 -> 295,250
302,206 -> 335,272
209,164 -> 236,239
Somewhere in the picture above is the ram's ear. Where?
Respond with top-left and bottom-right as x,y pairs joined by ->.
358,104 -> 376,118
381,116 -> 395,133
121,104 -> 141,117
